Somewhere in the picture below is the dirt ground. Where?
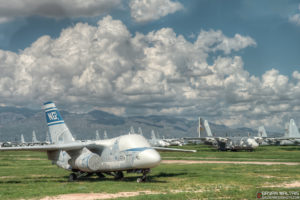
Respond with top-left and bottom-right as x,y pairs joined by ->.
39,191 -> 161,200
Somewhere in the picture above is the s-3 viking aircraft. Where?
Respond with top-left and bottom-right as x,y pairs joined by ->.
0,102 -> 195,182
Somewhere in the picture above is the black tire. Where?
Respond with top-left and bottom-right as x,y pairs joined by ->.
68,173 -> 77,182
96,172 -> 105,178
114,171 -> 124,180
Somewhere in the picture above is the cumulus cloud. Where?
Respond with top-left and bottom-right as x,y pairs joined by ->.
0,15 -> 299,130
0,0 -> 121,23
129,0 -> 183,22
289,4 -> 300,26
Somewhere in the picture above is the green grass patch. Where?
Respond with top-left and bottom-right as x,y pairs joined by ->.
0,145 -> 300,199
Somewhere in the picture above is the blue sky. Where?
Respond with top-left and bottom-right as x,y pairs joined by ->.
0,0 -> 300,130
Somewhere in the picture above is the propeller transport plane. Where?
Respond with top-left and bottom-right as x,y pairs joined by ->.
0,102 -> 196,182
185,117 -> 259,151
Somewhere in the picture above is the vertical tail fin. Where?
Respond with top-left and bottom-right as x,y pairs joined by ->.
289,119 -> 300,138
21,134 -> 25,143
95,130 -> 100,140
45,131 -> 51,143
32,130 -> 39,143
130,126 -> 135,135
204,120 -> 213,137
284,122 -> 289,137
258,126 -> 267,137
103,130 -> 108,139
151,130 -> 156,140
198,117 -> 201,138
43,102 -> 74,144
138,127 -> 143,136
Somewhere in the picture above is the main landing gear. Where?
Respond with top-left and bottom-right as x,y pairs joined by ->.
136,169 -> 150,183
68,171 -> 95,182
113,171 -> 124,180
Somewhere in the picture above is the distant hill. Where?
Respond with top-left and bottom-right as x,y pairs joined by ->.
0,106 -> 282,142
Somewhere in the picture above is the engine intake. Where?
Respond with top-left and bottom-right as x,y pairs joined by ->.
71,148 -> 101,172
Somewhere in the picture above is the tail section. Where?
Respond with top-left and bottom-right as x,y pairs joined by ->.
103,130 -> 108,139
43,102 -> 74,144
198,117 -> 213,137
198,117 -> 202,138
45,131 -> 51,143
284,122 -> 289,137
258,126 -> 267,137
32,130 -> 39,143
151,130 -> 156,140
289,119 -> 300,138
129,126 -> 135,135
204,120 -> 213,137
138,127 -> 143,136
21,134 -> 25,143
95,130 -> 100,140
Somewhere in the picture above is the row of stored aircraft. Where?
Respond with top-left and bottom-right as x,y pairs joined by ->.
1,101 -> 300,182
3,117 -> 300,151
184,117 -> 300,151
185,118 -> 259,151
0,102 -> 195,182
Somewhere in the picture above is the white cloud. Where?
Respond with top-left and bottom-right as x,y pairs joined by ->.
0,0 -> 121,23
0,15 -> 299,130
289,4 -> 300,26
129,0 -> 183,22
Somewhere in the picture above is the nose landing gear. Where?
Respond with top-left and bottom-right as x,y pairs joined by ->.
137,169 -> 150,183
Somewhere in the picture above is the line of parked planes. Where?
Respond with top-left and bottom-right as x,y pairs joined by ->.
0,102 -> 299,182
2,117 -> 300,152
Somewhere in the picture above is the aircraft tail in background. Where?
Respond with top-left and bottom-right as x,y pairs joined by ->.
21,134 -> 25,143
95,130 -> 100,140
198,117 -> 213,137
43,102 -> 75,144
288,119 -> 300,138
258,126 -> 267,137
151,130 -> 156,140
32,130 -> 39,143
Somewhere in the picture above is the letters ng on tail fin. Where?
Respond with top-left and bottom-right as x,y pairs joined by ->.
43,102 -> 74,144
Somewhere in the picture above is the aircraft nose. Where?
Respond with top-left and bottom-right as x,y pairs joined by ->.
133,149 -> 161,168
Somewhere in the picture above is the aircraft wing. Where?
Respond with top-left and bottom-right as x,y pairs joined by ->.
0,141 -> 103,152
153,147 -> 196,153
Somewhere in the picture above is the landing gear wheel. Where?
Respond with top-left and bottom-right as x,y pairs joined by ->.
137,169 -> 150,183
68,173 -> 77,182
114,171 -> 124,180
96,172 -> 105,179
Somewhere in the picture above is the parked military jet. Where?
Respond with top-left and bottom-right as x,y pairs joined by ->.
0,102 -> 195,182
185,117 -> 259,151
265,119 -> 300,145
148,130 -> 170,147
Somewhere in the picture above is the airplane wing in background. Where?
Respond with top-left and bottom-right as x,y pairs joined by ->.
153,147 -> 196,153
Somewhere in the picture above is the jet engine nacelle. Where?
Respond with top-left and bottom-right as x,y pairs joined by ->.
71,148 -> 101,172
